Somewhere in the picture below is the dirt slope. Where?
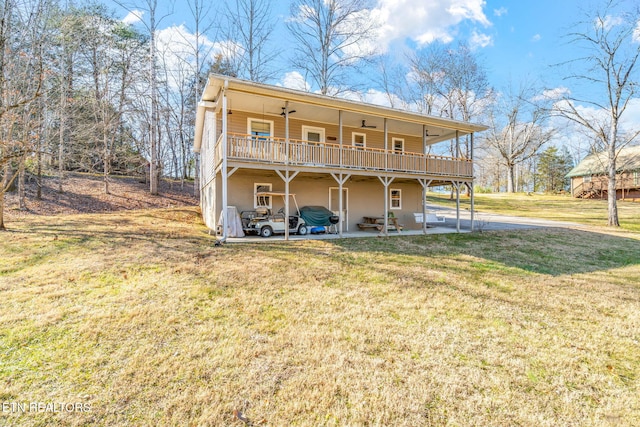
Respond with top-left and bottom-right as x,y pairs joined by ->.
4,173 -> 199,220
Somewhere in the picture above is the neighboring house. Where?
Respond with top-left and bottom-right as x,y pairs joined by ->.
194,74 -> 488,240
566,145 -> 640,200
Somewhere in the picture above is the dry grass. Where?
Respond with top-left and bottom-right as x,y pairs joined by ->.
427,192 -> 640,232
1,207 -> 639,426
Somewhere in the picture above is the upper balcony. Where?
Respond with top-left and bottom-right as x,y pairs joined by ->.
196,74 -> 488,185
215,132 -> 473,180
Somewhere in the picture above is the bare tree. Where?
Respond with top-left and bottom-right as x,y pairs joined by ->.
113,0 -> 174,195
409,42 -> 492,151
186,0 -> 216,195
287,0 -> 378,95
222,0 -> 277,83
0,0 -> 51,229
483,83 -> 555,193
555,1 -> 640,226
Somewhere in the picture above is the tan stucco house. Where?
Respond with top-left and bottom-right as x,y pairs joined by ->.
194,74 -> 488,240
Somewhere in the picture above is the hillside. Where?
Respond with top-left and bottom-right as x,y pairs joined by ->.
3,173 -> 199,221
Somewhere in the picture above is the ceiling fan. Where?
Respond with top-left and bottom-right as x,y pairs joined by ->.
279,106 -> 297,116
266,106 -> 297,116
361,120 -> 377,129
425,129 -> 441,137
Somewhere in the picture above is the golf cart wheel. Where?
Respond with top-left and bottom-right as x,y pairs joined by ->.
260,226 -> 273,238
297,225 -> 308,235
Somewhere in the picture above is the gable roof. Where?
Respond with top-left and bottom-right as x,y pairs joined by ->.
566,145 -> 640,178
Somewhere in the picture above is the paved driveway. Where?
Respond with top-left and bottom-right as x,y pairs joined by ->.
430,206 -> 582,232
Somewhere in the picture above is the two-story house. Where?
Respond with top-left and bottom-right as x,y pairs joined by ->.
194,74 -> 488,240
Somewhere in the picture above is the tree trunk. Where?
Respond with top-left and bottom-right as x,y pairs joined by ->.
507,164 -> 516,192
0,163 -> 9,230
0,189 -> 5,230
149,0 -> 159,196
18,161 -> 25,210
58,73 -> 65,194
607,143 -> 619,226
37,131 -> 42,200
104,131 -> 110,194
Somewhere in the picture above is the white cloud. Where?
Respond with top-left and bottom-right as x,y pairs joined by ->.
619,98 -> 640,135
280,71 -> 311,92
553,97 -> 640,141
122,10 -> 144,25
469,31 -> 493,49
372,0 -> 491,52
531,34 -> 541,42
634,20 -> 640,43
494,7 -> 508,17
155,25 -> 244,90
540,87 -> 571,100
597,15 -> 624,31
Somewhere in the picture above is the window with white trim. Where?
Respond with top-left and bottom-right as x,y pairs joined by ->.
352,132 -> 366,148
254,183 -> 272,208
634,171 -> 640,186
584,175 -> 592,183
392,137 -> 404,152
390,188 -> 402,209
302,125 -> 325,143
248,118 -> 274,139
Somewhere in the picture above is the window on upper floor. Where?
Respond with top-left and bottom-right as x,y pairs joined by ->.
352,132 -> 366,148
248,118 -> 273,140
302,125 -> 325,144
392,137 -> 404,152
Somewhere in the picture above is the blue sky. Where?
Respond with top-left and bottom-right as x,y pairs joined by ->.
114,0 -> 589,90
113,0 -> 640,158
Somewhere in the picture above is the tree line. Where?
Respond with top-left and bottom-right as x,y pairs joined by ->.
1,0 -> 638,228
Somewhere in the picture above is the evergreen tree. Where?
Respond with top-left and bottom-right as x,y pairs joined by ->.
535,146 -> 573,193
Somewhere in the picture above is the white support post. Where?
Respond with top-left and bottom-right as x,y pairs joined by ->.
221,83 -> 228,242
470,132 -> 475,232
338,110 -> 343,168
275,169 -> 299,241
384,118 -> 388,171
422,124 -> 427,154
378,176 -> 394,236
284,101 -> 290,241
417,178 -> 433,234
456,130 -> 460,177
454,181 -> 461,233
330,172 -> 350,237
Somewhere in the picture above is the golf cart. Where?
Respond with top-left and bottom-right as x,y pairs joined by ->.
242,192 -> 308,237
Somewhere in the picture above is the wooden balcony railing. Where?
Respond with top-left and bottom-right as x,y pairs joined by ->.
574,174 -> 640,197
216,133 -> 472,178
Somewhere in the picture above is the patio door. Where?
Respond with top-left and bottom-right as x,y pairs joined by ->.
329,187 -> 348,231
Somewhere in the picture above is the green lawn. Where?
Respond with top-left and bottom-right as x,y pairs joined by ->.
427,192 -> 640,232
0,207 -> 639,426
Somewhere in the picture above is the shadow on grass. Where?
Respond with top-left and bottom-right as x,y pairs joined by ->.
5,208 -> 639,279
331,229 -> 640,277
238,228 -> 640,277
1,208 -> 215,275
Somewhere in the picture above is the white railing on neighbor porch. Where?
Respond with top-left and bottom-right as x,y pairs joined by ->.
216,133 -> 472,178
